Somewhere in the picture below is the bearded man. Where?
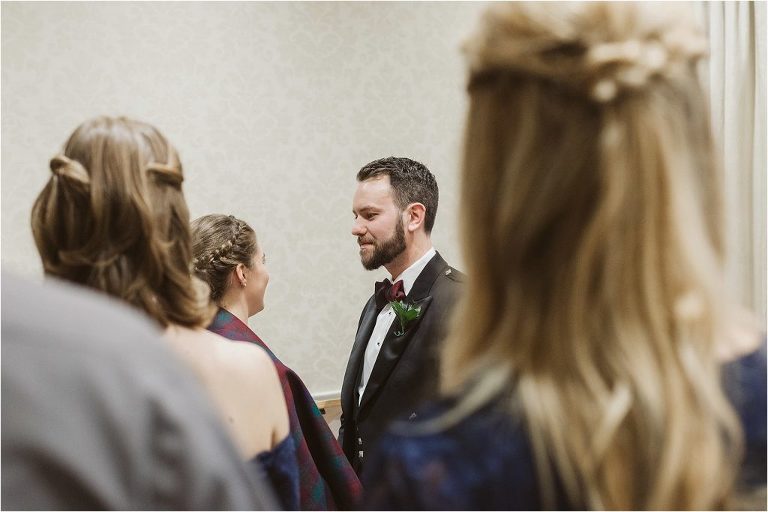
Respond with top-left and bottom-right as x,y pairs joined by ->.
339,156 -> 463,475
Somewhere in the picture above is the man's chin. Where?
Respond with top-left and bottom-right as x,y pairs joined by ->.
359,245 -> 377,269
361,257 -> 381,271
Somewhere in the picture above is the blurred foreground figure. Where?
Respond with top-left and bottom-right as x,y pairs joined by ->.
363,2 -> 766,510
1,273 -> 277,510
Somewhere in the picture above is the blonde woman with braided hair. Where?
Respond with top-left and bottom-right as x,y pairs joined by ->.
191,214 -> 363,510
363,3 -> 765,510
30,116 -> 297,506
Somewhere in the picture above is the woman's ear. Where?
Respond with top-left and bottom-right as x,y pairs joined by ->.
406,203 -> 427,233
235,263 -> 247,287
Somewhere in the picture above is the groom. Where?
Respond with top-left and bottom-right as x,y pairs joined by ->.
339,157 -> 463,475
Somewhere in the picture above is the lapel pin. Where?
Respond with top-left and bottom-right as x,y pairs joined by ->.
445,268 -> 452,275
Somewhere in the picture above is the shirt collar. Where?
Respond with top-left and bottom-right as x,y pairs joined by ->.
392,247 -> 436,296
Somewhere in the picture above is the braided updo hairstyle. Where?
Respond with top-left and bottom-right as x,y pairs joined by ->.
191,214 -> 258,303
442,3 -> 740,510
31,116 -> 215,328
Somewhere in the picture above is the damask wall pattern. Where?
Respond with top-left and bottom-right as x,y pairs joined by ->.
6,2 -> 762,395
1,2 -> 488,395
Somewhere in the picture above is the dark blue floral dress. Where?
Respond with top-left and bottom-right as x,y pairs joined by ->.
363,345 -> 767,510
250,435 -> 300,510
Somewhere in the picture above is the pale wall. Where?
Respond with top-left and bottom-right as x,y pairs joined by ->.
1,2 -> 488,396
3,2 -> 764,396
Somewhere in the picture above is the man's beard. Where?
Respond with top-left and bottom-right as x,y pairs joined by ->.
359,217 -> 406,271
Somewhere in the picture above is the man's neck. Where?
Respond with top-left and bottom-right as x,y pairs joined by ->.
385,237 -> 432,280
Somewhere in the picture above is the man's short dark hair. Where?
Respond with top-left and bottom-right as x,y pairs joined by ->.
357,157 -> 439,233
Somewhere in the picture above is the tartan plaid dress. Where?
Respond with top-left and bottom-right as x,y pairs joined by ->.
209,309 -> 362,510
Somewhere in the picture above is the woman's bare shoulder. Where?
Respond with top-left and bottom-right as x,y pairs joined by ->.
198,331 -> 289,442
198,330 -> 276,377
165,327 -> 274,377
163,325 -> 288,454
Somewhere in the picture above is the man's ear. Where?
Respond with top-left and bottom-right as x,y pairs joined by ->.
405,203 -> 427,233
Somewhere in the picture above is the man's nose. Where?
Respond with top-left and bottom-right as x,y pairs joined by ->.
351,219 -> 365,237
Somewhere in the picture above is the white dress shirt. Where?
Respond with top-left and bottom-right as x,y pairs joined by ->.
358,247 -> 436,405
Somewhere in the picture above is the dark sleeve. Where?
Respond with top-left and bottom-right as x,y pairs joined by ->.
724,343 -> 767,489
340,300 -> 373,447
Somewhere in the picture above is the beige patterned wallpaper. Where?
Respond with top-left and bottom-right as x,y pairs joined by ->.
1,2 -> 488,396
4,2 -> 763,396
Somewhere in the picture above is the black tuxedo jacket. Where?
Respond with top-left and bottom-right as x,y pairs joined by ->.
338,252 -> 463,474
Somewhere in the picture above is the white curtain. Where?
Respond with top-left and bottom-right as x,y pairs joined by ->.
700,1 -> 767,326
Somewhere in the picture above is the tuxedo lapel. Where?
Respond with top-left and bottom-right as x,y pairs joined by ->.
358,295 -> 433,411
405,252 -> 447,301
357,252 -> 448,412
341,296 -> 378,419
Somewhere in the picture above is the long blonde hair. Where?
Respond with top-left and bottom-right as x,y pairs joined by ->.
442,3 -> 741,508
31,116 -> 214,328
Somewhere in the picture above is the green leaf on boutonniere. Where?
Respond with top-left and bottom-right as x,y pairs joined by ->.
390,300 -> 422,336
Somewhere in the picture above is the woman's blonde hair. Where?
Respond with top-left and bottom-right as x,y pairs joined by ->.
31,116 -> 215,328
442,3 -> 741,509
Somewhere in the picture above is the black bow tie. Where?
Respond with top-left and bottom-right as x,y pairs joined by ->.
374,279 -> 405,310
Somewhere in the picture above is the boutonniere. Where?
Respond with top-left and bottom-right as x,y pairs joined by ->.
390,300 -> 422,337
